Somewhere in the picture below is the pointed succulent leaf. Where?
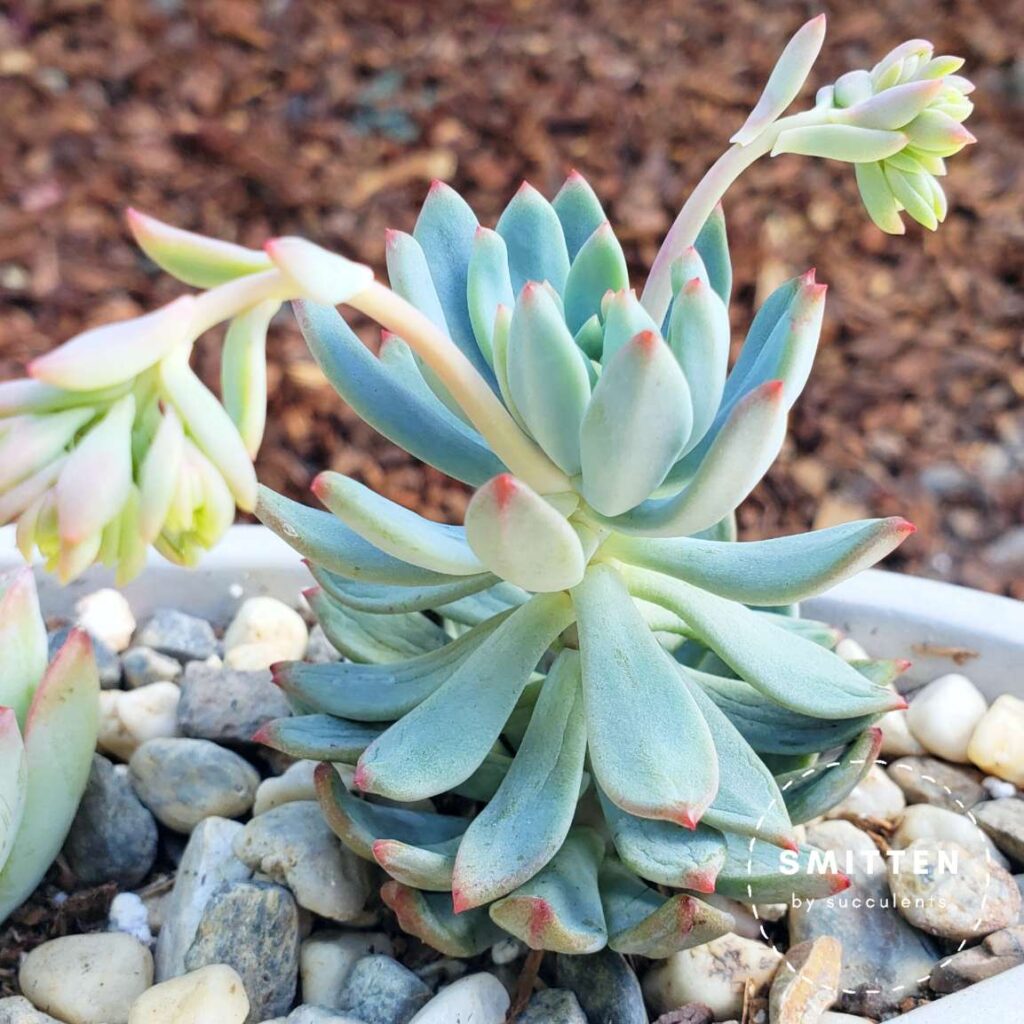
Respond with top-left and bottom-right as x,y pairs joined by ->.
0,379 -> 131,417
126,209 -> 273,287
0,630 -> 99,923
159,347 -> 257,512
0,408 -> 95,493
257,487 -> 462,586
264,236 -> 373,306
694,204 -> 732,304
552,171 -> 607,260
137,408 -> 186,545
715,831 -> 849,902
434,582 -> 529,626
0,457 -> 65,528
600,290 -> 661,366
412,182 -> 496,384
574,314 -> 604,360
599,858 -> 733,958
609,517 -> 915,605
452,651 -> 587,910
295,302 -> 503,487
56,394 -> 135,545
381,882 -> 505,957
732,14 -> 827,145
778,727 -> 883,823
312,472 -> 484,577
883,165 -> 938,230
678,673 -> 797,847
114,485 -> 147,586
496,183 -> 571,296
307,588 -> 447,663
0,709 -> 27,874
842,79 -> 944,130
627,568 -> 902,719
563,223 -> 629,335
597,786 -> 725,891
0,569 -> 48,727
253,715 -> 383,762
373,836 -> 460,891
855,161 -> 905,234
221,299 -> 277,458
670,247 -> 710,296
467,228 -> 515,364
507,283 -> 591,475
691,668 -> 883,755
465,474 -> 586,592
354,593 -> 574,801
667,277 -> 730,450
572,564 -> 718,827
489,828 -> 607,954
772,125 -> 907,162
580,331 -> 693,517
307,563 -> 500,614
833,69 -> 874,108
489,304 -> 527,431
29,296 -> 195,391
604,381 -> 787,538
275,612 -> 509,721
314,763 -> 466,861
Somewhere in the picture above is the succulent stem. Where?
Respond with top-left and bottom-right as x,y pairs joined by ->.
350,282 -> 570,494
642,108 -> 826,324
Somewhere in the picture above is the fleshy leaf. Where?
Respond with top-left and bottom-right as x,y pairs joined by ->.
855,161 -> 905,234
572,564 -> 718,827
137,409 -> 186,545
381,882 -> 505,957
295,302 -> 504,487
714,832 -> 850,902
842,79 -> 944,129
275,612 -> 509,721
452,651 -> 587,910
563,223 -> 629,334
496,182 -> 571,296
56,394 -> 135,545
465,474 -> 586,592
29,296 -> 195,391
0,569 -> 48,726
778,727 -> 883,823
0,630 -> 99,923
467,228 -> 515,364
253,715 -> 383,762
626,567 -> 903,719
732,14 -> 827,145
772,124 -> 907,162
0,379 -> 131,418
600,858 -> 733,958
0,709 -> 27,874
489,828 -> 607,953
507,283 -> 591,475
257,486 -> 464,587
264,236 -> 373,305
312,472 -> 484,577
552,171 -> 607,260
221,300 -> 277,457
354,593 -> 574,801
306,588 -> 448,663
373,836 -> 460,891
597,786 -> 726,891
694,205 -> 732,304
0,408 -> 95,493
159,346 -> 258,512
580,331 -> 693,517
883,165 -> 939,230
599,290 -> 661,366
608,517 -> 915,605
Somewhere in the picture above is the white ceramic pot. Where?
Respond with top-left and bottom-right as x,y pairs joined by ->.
2,523 -> 1022,1021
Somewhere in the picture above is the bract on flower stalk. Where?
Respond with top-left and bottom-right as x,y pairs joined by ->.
0,14 -> 975,954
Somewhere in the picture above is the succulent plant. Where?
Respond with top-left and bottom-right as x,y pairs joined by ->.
0,16 -> 973,953
0,568 -> 100,923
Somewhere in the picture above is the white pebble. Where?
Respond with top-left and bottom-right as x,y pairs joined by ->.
300,930 -> 393,1007
253,760 -> 320,816
877,709 -> 926,758
490,937 -> 525,965
408,973 -> 510,1024
982,776 -> 1018,800
127,964 -> 249,1024
825,765 -> 905,822
98,683 -> 180,762
891,804 -> 1009,867
76,588 -> 136,652
906,673 -> 987,763
835,637 -> 869,662
968,695 -> 1024,787
223,597 -> 308,670
109,892 -> 154,946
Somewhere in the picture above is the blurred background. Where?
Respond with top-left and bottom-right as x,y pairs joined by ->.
1,0 -> 1021,596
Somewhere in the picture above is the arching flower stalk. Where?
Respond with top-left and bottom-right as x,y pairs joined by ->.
0,16 -> 973,955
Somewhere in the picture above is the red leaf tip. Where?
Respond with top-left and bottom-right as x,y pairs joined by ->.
352,762 -> 372,791
250,723 -> 272,745
688,867 -> 718,894
829,871 -> 852,894
894,518 -> 917,537
491,473 -> 518,510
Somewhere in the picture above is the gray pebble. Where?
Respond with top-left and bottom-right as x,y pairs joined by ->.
130,737 -> 260,832
63,754 -> 158,888
554,949 -> 647,1024
185,880 -> 299,1024
0,995 -> 63,1023
886,755 -> 985,812
287,1009 -> 368,1024
974,798 -> 1024,864
122,646 -> 183,688
518,988 -> 588,1023
178,662 -> 292,744
304,624 -> 341,664
930,924 -> 1024,992
337,955 -> 431,1024
49,626 -> 121,688
136,608 -> 217,661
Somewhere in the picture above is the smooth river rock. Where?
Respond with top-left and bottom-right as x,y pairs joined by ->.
177,662 -> 292,744
136,608 -> 217,662
768,936 -> 842,1024
886,755 -> 985,812
968,695 -> 1024,787
127,964 -> 249,1024
336,955 -> 431,1024
555,948 -> 647,1024
906,673 -> 988,762
0,996 -> 63,1023
517,988 -> 588,1023
300,930 -> 394,1008
223,597 -> 308,670
892,803 -> 1009,867
974,798 -> 1024,863
825,765 -> 905,822
407,973 -> 509,1023
929,923 -> 1024,992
